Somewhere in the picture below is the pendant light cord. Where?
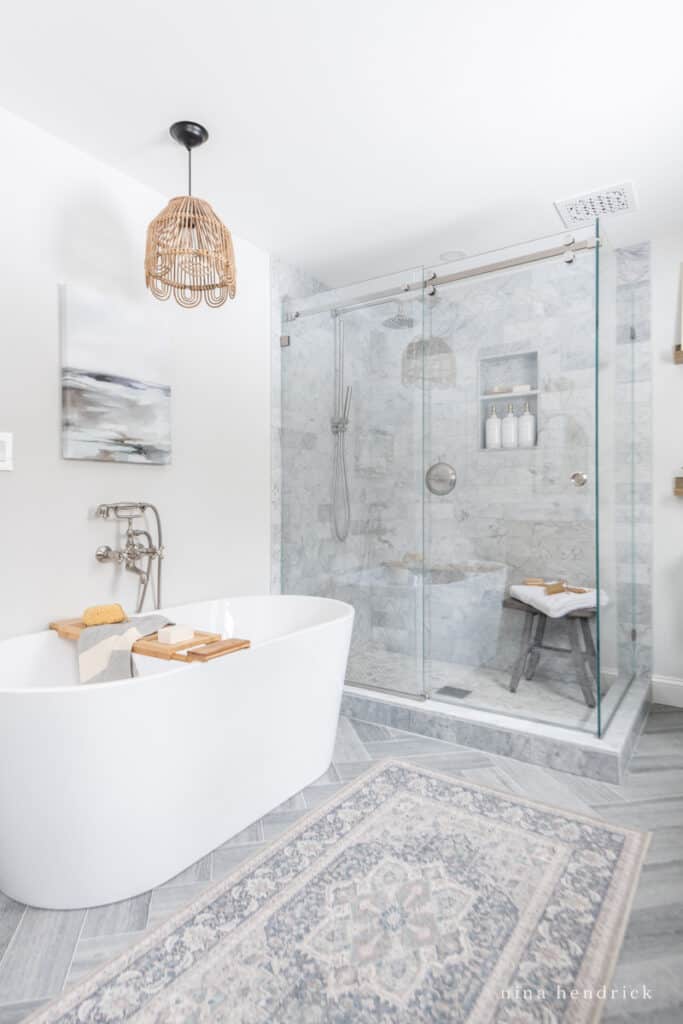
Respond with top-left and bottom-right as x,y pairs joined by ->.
187,147 -> 192,196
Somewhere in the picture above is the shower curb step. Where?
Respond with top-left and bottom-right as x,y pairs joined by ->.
341,676 -> 650,783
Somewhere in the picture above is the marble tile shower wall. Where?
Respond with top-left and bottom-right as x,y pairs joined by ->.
279,294 -> 425,654
270,258 -> 327,594
615,243 -> 652,680
275,244 -> 651,695
334,314 -> 425,653
423,255 -> 599,672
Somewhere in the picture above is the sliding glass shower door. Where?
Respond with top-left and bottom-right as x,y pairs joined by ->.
419,233 -> 602,729
420,227 -> 625,733
280,268 -> 426,698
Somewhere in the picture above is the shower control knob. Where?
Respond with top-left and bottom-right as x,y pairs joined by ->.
570,472 -> 588,487
96,545 -> 122,563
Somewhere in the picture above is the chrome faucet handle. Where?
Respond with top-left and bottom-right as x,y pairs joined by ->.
95,545 -> 124,564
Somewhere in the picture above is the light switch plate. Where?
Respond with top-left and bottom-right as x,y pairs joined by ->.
0,433 -> 13,471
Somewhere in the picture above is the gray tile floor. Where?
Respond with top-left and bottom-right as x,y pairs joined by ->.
0,706 -> 681,1023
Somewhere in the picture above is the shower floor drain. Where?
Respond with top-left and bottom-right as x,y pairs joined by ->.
434,685 -> 472,701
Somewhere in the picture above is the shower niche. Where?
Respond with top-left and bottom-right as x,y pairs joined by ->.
478,350 -> 539,450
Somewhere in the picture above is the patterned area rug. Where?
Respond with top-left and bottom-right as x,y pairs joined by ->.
29,761 -> 648,1024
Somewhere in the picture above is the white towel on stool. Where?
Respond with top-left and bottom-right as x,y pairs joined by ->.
509,584 -> 608,618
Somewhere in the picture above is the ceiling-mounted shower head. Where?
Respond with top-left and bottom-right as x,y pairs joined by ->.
382,303 -> 415,330
554,182 -> 637,228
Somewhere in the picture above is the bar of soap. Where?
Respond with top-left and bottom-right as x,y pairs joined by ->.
83,603 -> 127,626
158,624 -> 195,645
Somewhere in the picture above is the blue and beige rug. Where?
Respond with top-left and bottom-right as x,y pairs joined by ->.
30,761 -> 648,1023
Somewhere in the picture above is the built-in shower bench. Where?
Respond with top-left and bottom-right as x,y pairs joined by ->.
503,597 -> 596,707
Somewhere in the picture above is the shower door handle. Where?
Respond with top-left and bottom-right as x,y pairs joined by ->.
570,472 -> 588,487
426,462 -> 457,496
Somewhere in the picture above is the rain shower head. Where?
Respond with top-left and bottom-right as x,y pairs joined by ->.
382,303 -> 415,330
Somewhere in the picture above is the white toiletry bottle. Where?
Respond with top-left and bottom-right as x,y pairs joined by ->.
502,403 -> 518,449
485,405 -> 502,449
518,402 -> 536,449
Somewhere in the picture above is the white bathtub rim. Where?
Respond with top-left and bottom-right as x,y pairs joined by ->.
0,594 -> 354,695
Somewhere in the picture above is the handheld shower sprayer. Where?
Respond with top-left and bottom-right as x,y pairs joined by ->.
343,384 -> 352,422
332,385 -> 352,434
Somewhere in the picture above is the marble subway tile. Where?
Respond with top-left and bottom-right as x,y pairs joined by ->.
342,689 -> 651,782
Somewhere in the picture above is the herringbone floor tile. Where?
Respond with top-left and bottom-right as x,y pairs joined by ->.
0,705 -> 680,1022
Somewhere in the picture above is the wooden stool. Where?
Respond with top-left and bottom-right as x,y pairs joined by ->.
503,597 -> 597,708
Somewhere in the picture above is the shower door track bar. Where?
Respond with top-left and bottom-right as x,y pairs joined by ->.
283,235 -> 597,322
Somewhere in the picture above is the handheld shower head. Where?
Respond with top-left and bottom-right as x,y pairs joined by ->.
343,385 -> 352,421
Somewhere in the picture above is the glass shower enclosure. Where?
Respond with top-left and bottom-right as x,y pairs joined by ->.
280,224 -> 636,738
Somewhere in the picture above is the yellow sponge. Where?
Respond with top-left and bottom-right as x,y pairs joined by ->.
82,603 -> 127,627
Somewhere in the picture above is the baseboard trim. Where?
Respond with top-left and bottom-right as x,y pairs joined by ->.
651,674 -> 683,708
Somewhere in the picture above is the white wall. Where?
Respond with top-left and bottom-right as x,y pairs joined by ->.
0,97 -> 680,699
0,107 -> 271,639
652,233 -> 683,694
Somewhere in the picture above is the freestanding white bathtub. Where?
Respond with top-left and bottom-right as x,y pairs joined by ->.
0,595 -> 354,910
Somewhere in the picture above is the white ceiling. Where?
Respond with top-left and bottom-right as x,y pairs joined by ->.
1,0 -> 682,286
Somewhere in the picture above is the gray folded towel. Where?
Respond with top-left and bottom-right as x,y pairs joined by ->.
77,615 -> 170,684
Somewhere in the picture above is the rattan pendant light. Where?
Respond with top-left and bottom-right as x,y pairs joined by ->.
145,121 -> 236,308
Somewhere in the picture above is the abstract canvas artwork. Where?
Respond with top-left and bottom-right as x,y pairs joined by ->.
60,285 -> 171,464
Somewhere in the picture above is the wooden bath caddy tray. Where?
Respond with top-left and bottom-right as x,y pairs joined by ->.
49,619 -> 250,663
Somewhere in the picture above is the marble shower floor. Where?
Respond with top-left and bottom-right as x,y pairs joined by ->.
0,707 -> 680,1023
347,641 -> 611,730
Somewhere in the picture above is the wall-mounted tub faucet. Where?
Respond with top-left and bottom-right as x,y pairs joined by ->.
95,502 -> 164,612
